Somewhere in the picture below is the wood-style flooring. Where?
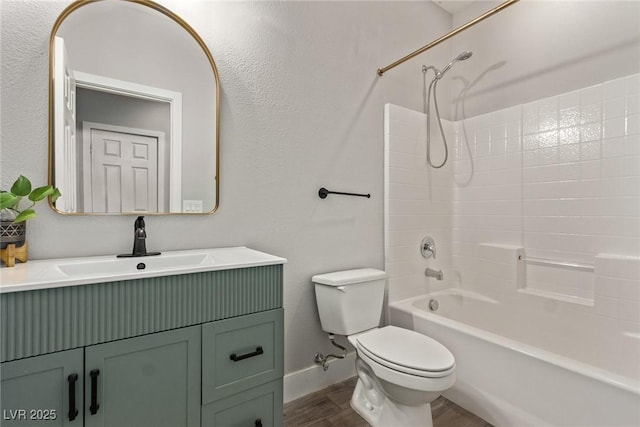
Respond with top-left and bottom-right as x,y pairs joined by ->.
283,377 -> 492,427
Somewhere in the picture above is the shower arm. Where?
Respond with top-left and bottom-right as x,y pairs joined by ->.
377,0 -> 519,76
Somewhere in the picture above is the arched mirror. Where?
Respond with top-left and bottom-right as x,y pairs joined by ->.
49,0 -> 219,214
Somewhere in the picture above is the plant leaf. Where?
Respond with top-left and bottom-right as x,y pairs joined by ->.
0,192 -> 18,210
51,188 -> 62,203
29,185 -> 54,202
14,208 -> 36,223
11,175 -> 32,197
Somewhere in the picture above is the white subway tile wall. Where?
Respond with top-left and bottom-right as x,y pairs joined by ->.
385,73 -> 640,327
384,104 -> 454,303
452,104 -> 523,296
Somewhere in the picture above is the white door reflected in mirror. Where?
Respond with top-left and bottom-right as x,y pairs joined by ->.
85,124 -> 161,213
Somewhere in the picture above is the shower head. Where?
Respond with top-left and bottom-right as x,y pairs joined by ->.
457,51 -> 473,61
437,50 -> 473,79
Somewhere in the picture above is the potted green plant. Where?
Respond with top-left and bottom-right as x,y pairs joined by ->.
0,175 -> 61,251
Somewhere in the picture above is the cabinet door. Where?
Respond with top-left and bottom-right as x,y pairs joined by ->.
84,326 -> 200,427
1,348 -> 83,426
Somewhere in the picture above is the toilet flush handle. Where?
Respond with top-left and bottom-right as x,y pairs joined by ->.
336,286 -> 347,293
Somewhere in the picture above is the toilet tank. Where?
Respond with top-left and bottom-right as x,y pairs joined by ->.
312,268 -> 387,336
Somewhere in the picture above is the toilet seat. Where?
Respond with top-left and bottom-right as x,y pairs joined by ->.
355,326 -> 455,378
356,343 -> 456,393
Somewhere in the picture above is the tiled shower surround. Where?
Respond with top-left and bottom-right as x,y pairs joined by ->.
385,73 -> 640,324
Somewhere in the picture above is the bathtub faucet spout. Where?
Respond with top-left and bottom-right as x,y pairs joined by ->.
425,268 -> 443,280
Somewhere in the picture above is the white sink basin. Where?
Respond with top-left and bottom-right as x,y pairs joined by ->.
0,247 -> 287,293
56,253 -> 211,277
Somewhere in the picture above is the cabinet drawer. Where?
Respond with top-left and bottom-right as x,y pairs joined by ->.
201,379 -> 283,427
202,309 -> 283,404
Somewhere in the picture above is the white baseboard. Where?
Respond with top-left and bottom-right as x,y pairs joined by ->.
283,351 -> 356,403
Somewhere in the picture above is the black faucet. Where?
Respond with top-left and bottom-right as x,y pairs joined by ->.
117,216 -> 161,258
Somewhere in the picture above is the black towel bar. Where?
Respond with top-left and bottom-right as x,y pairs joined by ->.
318,187 -> 370,199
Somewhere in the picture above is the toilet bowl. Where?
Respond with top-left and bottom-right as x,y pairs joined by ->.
312,269 -> 456,427
348,326 -> 455,427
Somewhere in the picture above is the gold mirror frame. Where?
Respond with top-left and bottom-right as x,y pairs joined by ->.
48,0 -> 220,216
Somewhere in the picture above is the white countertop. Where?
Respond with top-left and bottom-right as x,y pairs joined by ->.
0,247 -> 286,294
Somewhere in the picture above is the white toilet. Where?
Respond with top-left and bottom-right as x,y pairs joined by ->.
312,268 -> 455,427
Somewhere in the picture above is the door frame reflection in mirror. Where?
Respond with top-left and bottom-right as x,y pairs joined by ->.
48,0 -> 220,216
75,71 -> 183,212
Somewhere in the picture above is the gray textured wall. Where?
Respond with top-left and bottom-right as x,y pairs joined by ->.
0,0 -> 452,375
450,0 -> 640,118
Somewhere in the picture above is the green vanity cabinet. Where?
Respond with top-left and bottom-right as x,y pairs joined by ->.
0,263 -> 285,427
1,348 -> 84,426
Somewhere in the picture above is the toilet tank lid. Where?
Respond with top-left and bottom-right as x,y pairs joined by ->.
312,268 -> 387,286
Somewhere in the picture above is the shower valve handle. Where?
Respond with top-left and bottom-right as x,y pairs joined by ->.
421,236 -> 436,259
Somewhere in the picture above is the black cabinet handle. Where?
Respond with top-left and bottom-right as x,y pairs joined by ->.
229,346 -> 263,362
89,369 -> 100,415
67,373 -> 79,421
255,418 -> 262,427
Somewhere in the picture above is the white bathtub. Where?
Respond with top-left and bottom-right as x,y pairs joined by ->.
389,289 -> 640,427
